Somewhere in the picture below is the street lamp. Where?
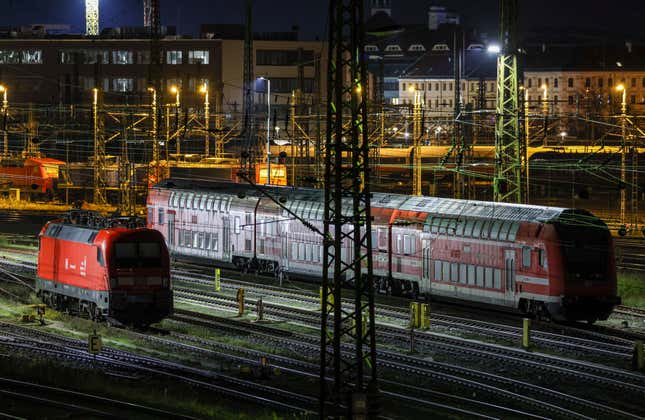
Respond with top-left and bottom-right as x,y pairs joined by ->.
0,85 -> 7,157
559,131 -> 567,143
259,77 -> 271,184
170,85 -> 180,108
200,84 -> 210,156
486,44 -> 501,54
616,83 -> 627,226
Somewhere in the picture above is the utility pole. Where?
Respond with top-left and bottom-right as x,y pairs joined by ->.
493,0 -> 522,203
320,0 -> 378,418
619,86 -> 627,227
92,88 -> 107,205
412,90 -> 422,196
241,0 -> 256,178
523,88 -> 530,203
453,26 -> 465,199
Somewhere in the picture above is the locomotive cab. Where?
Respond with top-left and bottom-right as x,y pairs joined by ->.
105,229 -> 172,325
545,210 -> 620,322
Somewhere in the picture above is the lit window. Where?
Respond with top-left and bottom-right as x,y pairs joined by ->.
188,50 -> 209,64
112,78 -> 134,92
384,45 -> 402,52
112,50 -> 133,65
408,44 -> 426,52
166,50 -> 183,65
0,50 -> 20,64
21,50 -> 43,64
365,45 -> 379,52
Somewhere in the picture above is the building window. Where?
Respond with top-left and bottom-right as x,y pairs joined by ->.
528,78 -> 532,88
568,78 -> 573,88
599,78 -> 604,88
554,78 -> 558,88
631,95 -> 636,104
642,78 -> 645,88
632,78 -> 637,88
442,82 -> 446,91
188,50 -> 209,64
608,78 -> 613,88
113,78 -> 134,92
166,50 -> 183,65
189,78 -> 209,92
112,50 -> 133,64
0,50 -> 20,64
554,95 -> 558,103
21,50 -> 43,64
449,82 -> 453,91
435,83 -> 439,90
138,50 -> 150,64
585,77 -> 591,87
402,83 -> 406,91
428,82 -> 432,91
538,78 -> 542,87
568,96 -> 574,105
256,49 -> 314,66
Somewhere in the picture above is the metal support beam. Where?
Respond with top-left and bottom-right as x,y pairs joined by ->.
321,0 -> 378,417
92,88 -> 107,205
412,92 -> 422,196
493,0 -> 522,203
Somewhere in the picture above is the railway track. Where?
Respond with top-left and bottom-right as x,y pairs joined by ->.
0,321 -> 316,415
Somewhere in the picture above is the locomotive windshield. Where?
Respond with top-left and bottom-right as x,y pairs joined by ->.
553,210 -> 611,282
114,241 -> 162,268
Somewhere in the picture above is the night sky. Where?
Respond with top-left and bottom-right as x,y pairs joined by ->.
0,0 -> 643,41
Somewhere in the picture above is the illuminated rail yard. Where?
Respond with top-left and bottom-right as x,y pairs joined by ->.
0,0 -> 643,418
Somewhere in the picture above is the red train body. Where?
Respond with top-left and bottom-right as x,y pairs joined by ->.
0,157 -> 64,194
36,212 -> 173,325
147,179 -> 620,323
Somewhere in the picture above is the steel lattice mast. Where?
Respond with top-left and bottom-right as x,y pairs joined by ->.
493,0 -> 522,203
241,0 -> 256,175
320,0 -> 378,417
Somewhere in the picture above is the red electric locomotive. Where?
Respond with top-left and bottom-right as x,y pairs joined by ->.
147,179 -> 620,323
36,211 -> 173,326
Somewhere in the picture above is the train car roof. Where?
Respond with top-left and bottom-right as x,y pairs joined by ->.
154,178 -> 572,224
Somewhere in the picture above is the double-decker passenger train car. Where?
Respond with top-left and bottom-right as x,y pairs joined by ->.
147,179 -> 620,323
36,211 -> 173,325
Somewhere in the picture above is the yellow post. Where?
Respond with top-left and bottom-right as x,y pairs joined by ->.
522,318 -> 531,349
237,288 -> 245,316
420,303 -> 430,330
409,302 -> 420,328
635,340 -> 644,371
214,268 -> 221,292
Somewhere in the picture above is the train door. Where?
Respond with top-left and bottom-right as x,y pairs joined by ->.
280,221 -> 289,272
505,250 -> 516,305
421,240 -> 431,294
222,217 -> 231,261
167,213 -> 175,249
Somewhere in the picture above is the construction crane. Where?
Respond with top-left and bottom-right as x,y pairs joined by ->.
85,0 -> 99,36
493,0 -> 522,203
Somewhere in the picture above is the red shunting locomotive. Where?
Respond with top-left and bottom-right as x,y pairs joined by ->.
36,211 -> 173,326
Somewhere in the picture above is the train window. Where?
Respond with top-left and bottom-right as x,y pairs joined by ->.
212,233 -> 219,252
522,247 -> 531,268
192,232 -> 199,248
455,220 -> 465,236
245,238 -> 252,252
490,221 -> 503,240
197,232 -> 204,248
179,194 -> 186,208
114,242 -> 161,268
403,235 -> 411,254
434,261 -> 442,281
178,230 -> 183,247
498,222 -> 511,241
187,194 -> 195,208
476,266 -> 484,287
147,207 -> 154,224
204,232 -> 211,250
459,264 -> 467,284
396,257 -> 402,272
377,228 -> 387,250
170,192 -> 178,207
472,220 -> 483,237
485,267 -> 493,288
467,265 -> 475,285
430,217 -> 439,234
158,208 -> 165,225
450,263 -> 459,282
245,213 -> 252,229
410,238 -> 416,254
96,247 -> 105,267
234,217 -> 241,234
538,248 -> 546,268
199,196 -> 206,210
463,219 -> 475,237
305,244 -> 311,261
480,220 -> 491,239
194,196 -> 200,210
206,197 -> 213,211
299,243 -> 305,260
184,230 -> 192,247
396,234 -> 402,253
441,262 -> 450,281
259,239 -> 265,254
494,269 -> 502,289
508,223 -> 520,241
